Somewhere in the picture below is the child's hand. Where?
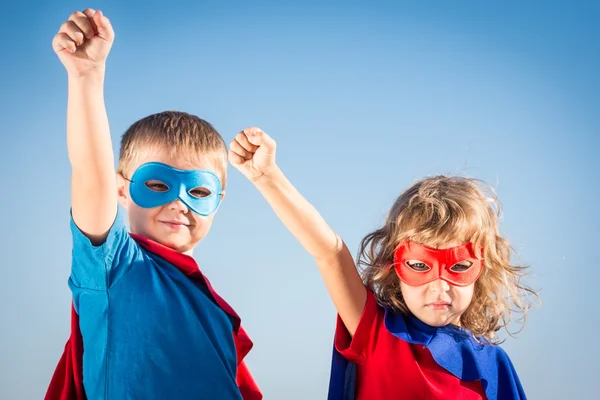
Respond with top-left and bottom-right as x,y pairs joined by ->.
52,9 -> 114,77
229,127 -> 277,182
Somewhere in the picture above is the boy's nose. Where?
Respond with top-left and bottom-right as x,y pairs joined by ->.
428,278 -> 450,293
168,199 -> 189,213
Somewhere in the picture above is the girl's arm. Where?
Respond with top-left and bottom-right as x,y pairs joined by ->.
229,128 -> 366,335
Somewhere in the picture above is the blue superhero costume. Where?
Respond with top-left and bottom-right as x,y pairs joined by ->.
46,163 -> 261,400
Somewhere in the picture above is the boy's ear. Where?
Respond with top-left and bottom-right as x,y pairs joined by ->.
213,190 -> 226,213
116,172 -> 130,207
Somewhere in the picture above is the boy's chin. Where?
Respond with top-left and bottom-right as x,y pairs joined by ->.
155,235 -> 196,253
137,229 -> 194,253
132,224 -> 205,254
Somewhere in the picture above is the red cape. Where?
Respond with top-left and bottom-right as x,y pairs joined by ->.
45,234 -> 262,400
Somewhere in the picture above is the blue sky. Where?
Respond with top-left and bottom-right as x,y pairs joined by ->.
1,1 -> 598,398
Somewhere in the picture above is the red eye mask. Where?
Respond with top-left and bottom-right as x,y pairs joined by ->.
393,242 -> 484,287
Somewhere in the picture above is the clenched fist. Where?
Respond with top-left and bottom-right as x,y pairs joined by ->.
52,9 -> 114,77
229,127 -> 278,182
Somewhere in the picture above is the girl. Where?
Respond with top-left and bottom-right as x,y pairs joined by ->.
229,127 -> 536,400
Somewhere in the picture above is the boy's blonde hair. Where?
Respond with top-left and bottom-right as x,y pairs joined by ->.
359,175 -> 538,341
117,111 -> 228,186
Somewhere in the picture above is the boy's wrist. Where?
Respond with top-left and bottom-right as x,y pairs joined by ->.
252,165 -> 285,189
67,66 -> 106,82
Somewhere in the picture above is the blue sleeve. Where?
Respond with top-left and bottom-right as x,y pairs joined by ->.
69,207 -> 140,291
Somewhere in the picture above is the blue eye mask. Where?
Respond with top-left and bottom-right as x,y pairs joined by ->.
128,162 -> 223,216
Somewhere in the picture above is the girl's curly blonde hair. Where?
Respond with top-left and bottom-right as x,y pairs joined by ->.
359,175 -> 538,342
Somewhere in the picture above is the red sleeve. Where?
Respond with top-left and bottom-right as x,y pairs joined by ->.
333,289 -> 379,364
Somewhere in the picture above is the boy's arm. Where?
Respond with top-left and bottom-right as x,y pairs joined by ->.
52,9 -> 116,245
229,128 -> 367,336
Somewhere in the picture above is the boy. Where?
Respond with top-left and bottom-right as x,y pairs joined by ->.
47,9 -> 261,400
